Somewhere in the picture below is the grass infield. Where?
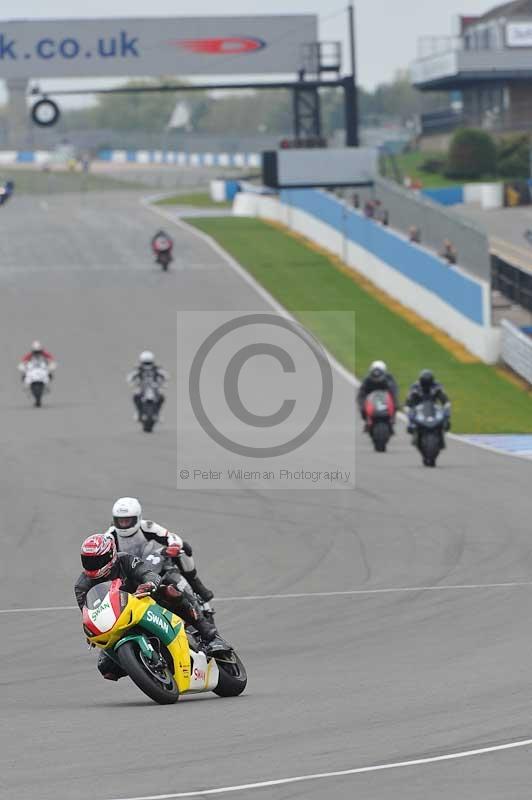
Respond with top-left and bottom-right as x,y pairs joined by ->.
155,191 -> 231,208
189,215 -> 532,433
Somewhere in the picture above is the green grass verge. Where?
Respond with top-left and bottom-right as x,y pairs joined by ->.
391,151 -> 459,188
189,216 -> 532,433
0,167 -> 144,194
156,191 -> 231,208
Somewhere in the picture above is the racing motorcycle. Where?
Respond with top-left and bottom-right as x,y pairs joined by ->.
82,579 -> 247,705
151,233 -> 173,271
137,380 -> 160,433
18,357 -> 55,407
411,399 -> 450,467
363,390 -> 395,452
0,180 -> 14,206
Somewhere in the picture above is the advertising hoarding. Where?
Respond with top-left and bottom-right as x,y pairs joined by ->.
0,15 -> 317,78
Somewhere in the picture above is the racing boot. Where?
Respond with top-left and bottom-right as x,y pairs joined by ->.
165,586 -> 218,643
185,569 -> 214,602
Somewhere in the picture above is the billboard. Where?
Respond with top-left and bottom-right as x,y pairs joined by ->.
506,22 -> 532,47
263,148 -> 378,189
0,15 -> 317,79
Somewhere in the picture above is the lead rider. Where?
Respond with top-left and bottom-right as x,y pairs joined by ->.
75,533 -> 218,681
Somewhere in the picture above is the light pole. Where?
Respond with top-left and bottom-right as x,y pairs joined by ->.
345,2 -> 359,147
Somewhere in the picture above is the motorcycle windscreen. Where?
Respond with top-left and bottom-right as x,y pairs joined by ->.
85,581 -> 129,634
85,582 -> 113,610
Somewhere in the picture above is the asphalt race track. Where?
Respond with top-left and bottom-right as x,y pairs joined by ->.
2,191 -> 532,800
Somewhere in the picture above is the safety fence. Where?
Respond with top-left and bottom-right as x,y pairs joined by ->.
500,319 -> 532,384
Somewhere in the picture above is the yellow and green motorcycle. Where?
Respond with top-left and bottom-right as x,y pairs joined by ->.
82,579 -> 247,705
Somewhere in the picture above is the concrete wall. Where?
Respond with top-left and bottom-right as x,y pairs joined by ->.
234,189 -> 500,363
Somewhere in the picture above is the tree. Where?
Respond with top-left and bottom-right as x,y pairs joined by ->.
446,128 -> 497,179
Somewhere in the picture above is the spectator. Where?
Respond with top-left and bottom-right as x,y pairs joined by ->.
353,193 -> 360,209
364,199 -> 376,218
380,209 -> 389,226
440,239 -> 457,265
409,225 -> 421,243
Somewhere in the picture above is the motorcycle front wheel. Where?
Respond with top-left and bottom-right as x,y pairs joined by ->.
420,431 -> 440,467
371,420 -> 390,452
31,381 -> 44,408
118,640 -> 179,704
213,650 -> 247,697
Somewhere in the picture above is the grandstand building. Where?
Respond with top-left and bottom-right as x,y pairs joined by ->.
411,1 -> 532,134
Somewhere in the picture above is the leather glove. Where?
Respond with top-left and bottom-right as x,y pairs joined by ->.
160,584 -> 182,601
134,581 -> 157,598
164,544 -> 182,558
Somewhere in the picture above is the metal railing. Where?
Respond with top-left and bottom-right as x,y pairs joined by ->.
492,255 -> 532,312
500,318 -> 532,383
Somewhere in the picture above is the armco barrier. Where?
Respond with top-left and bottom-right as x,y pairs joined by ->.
500,319 -> 532,384
234,188 -> 500,363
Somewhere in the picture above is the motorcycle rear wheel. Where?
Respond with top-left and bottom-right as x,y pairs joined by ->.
118,641 -> 179,704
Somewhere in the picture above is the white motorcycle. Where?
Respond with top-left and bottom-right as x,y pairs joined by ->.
19,357 -> 55,407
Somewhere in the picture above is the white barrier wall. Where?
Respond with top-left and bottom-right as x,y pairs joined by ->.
234,190 -> 500,364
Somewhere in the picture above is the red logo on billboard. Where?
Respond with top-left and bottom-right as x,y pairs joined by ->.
171,37 -> 266,55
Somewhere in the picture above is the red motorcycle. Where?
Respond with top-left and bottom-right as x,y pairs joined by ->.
363,390 -> 395,452
151,231 -> 173,271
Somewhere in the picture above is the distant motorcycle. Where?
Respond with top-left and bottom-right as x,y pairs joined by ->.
0,180 -> 14,206
137,380 -> 160,432
363,389 -> 395,452
19,356 -> 55,407
411,399 -> 450,467
151,232 -> 173,271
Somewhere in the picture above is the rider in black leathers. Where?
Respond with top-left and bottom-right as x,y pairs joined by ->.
357,360 -> 399,424
75,538 -> 217,681
405,369 -> 451,433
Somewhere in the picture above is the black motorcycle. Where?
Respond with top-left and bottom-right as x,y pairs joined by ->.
411,399 -> 450,467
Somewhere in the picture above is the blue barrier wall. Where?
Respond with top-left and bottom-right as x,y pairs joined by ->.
421,186 -> 464,206
280,189 -> 485,325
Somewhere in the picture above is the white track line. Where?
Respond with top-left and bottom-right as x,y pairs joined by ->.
143,196 -> 532,465
110,737 -> 532,799
2,580 -> 532,615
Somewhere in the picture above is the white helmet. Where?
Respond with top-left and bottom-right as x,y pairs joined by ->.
112,497 -> 142,537
32,340 -> 42,352
139,351 -> 154,365
370,360 -> 387,373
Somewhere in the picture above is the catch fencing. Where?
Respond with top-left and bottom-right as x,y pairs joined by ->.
344,177 -> 491,282
500,319 -> 532,384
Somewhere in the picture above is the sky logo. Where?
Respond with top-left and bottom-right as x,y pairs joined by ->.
171,37 -> 266,55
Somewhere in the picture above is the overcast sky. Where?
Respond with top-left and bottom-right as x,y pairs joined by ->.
0,0 -> 499,89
